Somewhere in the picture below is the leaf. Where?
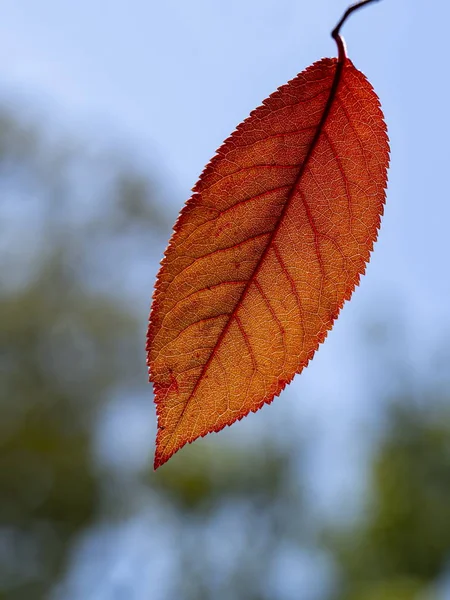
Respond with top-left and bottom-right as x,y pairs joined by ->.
147,0 -> 389,468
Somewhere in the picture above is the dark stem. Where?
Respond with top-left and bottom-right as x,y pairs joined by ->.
332,0 -> 381,62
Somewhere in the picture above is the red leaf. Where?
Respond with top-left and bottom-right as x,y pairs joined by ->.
147,0 -> 389,468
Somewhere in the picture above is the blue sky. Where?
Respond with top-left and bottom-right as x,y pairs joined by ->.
2,0 -> 448,326
1,0 -> 450,580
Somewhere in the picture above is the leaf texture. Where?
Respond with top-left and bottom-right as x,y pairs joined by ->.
147,56 -> 389,468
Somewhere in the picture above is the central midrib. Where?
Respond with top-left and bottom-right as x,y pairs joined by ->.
165,57 -> 346,444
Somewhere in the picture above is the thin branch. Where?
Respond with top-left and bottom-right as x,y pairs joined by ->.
332,0 -> 382,61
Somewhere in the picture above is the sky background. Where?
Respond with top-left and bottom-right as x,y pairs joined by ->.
2,0 -> 448,328
0,1 -> 449,595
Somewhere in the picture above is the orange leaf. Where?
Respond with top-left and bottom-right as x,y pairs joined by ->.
147,0 -> 389,468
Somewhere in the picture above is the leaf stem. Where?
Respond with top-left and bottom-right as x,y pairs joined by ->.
332,0 -> 381,62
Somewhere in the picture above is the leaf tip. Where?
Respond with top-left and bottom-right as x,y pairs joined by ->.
153,451 -> 166,470
153,432 -> 176,470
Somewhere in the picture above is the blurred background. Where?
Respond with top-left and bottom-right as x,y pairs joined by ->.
1,1 -> 449,599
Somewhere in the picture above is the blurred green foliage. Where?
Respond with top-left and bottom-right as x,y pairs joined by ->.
326,400 -> 450,600
1,105 -> 449,600
153,441 -> 294,512
0,106 -> 161,598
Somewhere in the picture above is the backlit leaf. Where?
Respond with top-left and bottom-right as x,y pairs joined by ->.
147,0 -> 389,468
